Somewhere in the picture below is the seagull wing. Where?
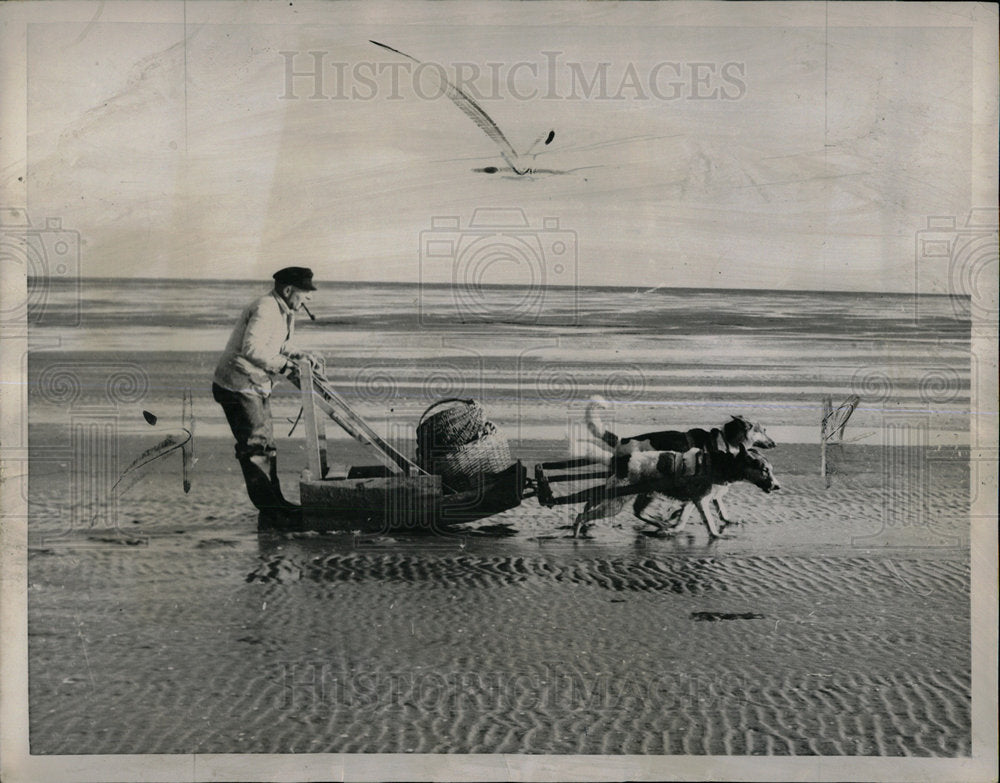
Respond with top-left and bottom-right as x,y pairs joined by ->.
370,40 -> 523,170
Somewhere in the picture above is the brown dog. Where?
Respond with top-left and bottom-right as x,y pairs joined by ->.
572,444 -> 779,538
584,397 -> 777,528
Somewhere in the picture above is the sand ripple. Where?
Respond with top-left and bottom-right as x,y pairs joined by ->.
245,551 -> 969,600
28,524 -> 970,757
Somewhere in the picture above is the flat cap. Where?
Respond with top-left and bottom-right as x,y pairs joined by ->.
273,266 -> 316,291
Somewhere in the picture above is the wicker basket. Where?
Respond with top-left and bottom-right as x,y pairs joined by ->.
416,398 -> 485,468
429,422 -> 514,490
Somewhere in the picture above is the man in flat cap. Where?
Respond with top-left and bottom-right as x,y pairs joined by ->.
213,267 -> 321,516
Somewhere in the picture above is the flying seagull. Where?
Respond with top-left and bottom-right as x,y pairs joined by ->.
370,40 -> 554,176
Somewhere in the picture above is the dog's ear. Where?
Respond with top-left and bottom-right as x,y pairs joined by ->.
723,417 -> 751,448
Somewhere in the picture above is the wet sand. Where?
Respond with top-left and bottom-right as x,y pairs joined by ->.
24,283 -> 973,757
27,429 -> 970,756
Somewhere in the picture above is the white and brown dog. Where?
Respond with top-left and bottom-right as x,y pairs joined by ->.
574,398 -> 779,538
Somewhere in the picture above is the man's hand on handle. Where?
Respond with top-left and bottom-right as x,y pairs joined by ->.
282,351 -> 324,382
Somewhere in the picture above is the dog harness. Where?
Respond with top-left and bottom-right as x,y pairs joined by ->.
653,447 -> 710,479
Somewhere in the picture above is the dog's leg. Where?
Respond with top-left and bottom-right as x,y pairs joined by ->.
713,498 -> 737,525
658,496 -> 694,528
694,498 -> 721,538
670,503 -> 694,532
573,503 -> 601,538
634,501 -> 675,531
573,498 -> 594,538
712,486 -> 737,525
573,492 -> 626,538
632,493 -> 668,528
632,492 -> 652,518
573,482 -> 603,538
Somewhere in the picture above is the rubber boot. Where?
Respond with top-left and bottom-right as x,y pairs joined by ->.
238,455 -> 280,509
238,455 -> 298,513
267,455 -> 299,512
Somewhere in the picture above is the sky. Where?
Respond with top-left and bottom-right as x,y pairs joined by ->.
9,1 -> 998,293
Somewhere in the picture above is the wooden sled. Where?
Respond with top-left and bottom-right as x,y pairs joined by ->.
287,362 -> 525,532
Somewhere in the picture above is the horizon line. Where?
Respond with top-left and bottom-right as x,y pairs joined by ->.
28,276 -> 964,299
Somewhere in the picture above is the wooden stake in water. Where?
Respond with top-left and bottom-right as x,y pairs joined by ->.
820,394 -> 860,486
820,395 -> 832,479
181,388 -> 195,493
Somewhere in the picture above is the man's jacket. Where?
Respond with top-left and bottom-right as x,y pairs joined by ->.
214,291 -> 295,396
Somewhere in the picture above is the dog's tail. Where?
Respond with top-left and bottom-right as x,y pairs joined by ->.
568,396 -> 614,461
585,395 -> 619,451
